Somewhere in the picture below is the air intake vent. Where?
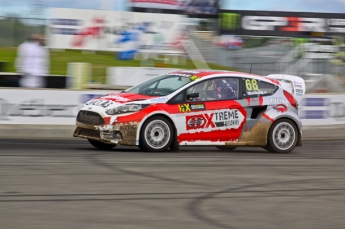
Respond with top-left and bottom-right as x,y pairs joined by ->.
77,111 -> 105,125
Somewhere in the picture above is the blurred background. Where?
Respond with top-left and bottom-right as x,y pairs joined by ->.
0,0 -> 345,124
0,0 -> 344,93
1,3 -> 345,229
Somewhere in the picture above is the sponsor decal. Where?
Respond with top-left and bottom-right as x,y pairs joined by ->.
247,91 -> 266,95
86,100 -> 113,108
295,89 -> 304,93
151,97 -> 167,103
294,84 -> 303,88
190,104 -> 205,110
178,103 -> 205,112
186,113 -> 215,130
170,73 -> 194,77
120,124 -> 136,130
271,98 -> 288,105
296,93 -> 304,96
107,95 -> 131,102
214,110 -> 240,127
185,109 -> 242,130
178,106 -> 247,142
179,104 -> 191,112
186,115 -> 206,129
189,75 -> 200,81
274,104 -> 288,113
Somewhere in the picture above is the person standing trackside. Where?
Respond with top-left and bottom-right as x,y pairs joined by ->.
15,34 -> 50,88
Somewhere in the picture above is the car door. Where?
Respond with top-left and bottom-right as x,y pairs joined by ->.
167,76 -> 248,144
240,77 -> 278,132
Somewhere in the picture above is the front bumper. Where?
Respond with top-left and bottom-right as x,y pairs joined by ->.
73,121 -> 139,146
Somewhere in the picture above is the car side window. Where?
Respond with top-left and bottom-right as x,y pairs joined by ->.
186,78 -> 239,101
168,92 -> 184,104
242,78 -> 278,97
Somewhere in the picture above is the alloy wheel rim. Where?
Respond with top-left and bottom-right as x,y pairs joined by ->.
144,120 -> 170,149
272,122 -> 296,151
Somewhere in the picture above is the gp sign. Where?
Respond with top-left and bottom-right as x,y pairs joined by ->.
220,10 -> 345,37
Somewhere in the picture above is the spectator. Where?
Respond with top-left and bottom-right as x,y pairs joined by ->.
15,34 -> 50,88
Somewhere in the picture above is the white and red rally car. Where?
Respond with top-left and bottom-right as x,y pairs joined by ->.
74,70 -> 306,153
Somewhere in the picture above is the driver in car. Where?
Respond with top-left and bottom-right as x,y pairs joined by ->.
213,79 -> 237,100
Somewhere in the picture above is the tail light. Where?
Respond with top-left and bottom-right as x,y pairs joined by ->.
283,90 -> 298,109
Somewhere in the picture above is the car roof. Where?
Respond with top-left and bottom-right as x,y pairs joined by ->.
169,70 -> 281,86
170,69 -> 247,76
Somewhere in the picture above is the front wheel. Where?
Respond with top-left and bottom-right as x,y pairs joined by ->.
266,119 -> 298,154
88,139 -> 117,150
139,116 -> 174,152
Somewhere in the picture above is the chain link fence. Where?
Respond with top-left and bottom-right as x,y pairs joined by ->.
189,32 -> 345,92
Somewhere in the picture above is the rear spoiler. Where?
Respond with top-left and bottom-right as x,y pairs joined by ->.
266,74 -> 306,104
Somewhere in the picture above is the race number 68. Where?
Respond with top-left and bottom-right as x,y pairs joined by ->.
245,79 -> 258,91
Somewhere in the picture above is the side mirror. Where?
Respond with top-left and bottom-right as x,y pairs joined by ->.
187,92 -> 199,101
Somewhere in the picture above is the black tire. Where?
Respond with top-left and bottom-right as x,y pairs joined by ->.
266,118 -> 298,154
88,139 -> 117,150
216,146 -> 237,151
139,116 -> 174,152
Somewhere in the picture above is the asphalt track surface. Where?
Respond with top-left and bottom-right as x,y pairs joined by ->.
1,139 -> 344,229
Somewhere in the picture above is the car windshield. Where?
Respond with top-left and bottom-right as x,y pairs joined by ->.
125,74 -> 195,96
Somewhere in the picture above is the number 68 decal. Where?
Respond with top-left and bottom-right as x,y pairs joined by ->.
245,79 -> 259,91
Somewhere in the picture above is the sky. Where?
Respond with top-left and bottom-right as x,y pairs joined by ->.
1,0 -> 345,18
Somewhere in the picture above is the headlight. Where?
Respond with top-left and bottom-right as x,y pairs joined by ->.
105,104 -> 148,115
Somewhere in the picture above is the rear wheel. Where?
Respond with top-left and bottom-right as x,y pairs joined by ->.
88,139 -> 117,150
266,119 -> 298,154
139,116 -> 173,152
216,146 -> 237,151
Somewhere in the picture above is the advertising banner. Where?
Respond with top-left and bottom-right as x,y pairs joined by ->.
220,10 -> 345,37
131,0 -> 220,18
299,94 -> 345,125
0,89 -> 116,125
0,89 -> 344,126
47,8 -> 186,54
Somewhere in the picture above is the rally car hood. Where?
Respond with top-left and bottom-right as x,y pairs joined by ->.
95,92 -> 158,103
81,92 -> 169,116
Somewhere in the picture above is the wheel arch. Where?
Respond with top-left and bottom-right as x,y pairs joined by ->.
263,107 -> 302,147
266,117 -> 301,147
136,112 -> 178,147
